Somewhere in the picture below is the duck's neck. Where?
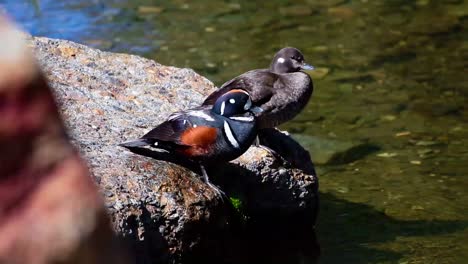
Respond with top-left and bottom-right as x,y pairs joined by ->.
269,62 -> 295,74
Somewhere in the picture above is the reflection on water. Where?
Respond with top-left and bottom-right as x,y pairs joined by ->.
2,0 -> 467,263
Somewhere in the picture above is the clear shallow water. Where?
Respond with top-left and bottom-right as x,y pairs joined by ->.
2,0 -> 467,263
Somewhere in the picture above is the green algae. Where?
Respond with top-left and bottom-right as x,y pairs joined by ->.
229,196 -> 243,213
229,196 -> 249,223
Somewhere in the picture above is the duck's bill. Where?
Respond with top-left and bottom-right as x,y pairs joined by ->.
250,106 -> 264,114
301,63 -> 315,70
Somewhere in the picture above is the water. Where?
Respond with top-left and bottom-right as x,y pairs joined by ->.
2,0 -> 467,263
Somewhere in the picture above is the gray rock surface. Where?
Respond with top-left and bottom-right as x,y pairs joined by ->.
31,37 -> 319,263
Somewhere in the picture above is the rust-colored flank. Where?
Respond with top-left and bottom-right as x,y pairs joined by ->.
179,126 -> 217,157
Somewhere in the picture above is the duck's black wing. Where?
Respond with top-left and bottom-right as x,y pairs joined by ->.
120,105 -> 215,149
120,112 -> 192,149
141,119 -> 185,143
143,105 -> 213,141
120,121 -> 187,150
141,110 -> 198,145
202,69 -> 277,106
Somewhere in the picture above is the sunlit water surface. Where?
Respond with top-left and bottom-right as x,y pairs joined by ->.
2,0 -> 467,263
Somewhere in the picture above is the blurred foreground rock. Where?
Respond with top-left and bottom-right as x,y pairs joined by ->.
29,34 -> 319,263
0,17 -> 128,264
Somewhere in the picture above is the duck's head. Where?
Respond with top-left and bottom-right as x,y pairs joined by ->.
269,47 -> 314,74
212,89 -> 263,117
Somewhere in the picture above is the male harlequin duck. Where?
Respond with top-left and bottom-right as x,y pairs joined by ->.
202,47 -> 314,129
120,89 -> 262,196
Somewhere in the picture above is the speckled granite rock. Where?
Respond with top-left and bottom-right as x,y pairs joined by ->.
30,36 -> 319,263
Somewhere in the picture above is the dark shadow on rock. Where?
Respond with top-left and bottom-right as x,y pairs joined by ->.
258,128 -> 317,175
121,129 -> 320,264
206,129 -> 319,264
116,147 -> 235,264
318,192 -> 468,264
121,206 -> 169,264
205,162 -> 319,264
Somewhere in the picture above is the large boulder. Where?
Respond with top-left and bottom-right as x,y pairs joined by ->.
30,35 -> 319,263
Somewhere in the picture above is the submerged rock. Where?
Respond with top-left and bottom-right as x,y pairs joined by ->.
279,5 -> 315,17
30,36 -> 319,263
309,67 -> 330,80
292,134 -> 380,165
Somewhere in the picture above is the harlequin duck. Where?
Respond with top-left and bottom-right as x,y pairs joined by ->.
202,47 -> 314,129
120,89 -> 262,196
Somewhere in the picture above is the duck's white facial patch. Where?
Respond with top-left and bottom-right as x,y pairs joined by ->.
229,116 -> 254,122
277,57 -> 285,63
220,101 -> 226,115
223,121 -> 240,148
229,98 -> 236,104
